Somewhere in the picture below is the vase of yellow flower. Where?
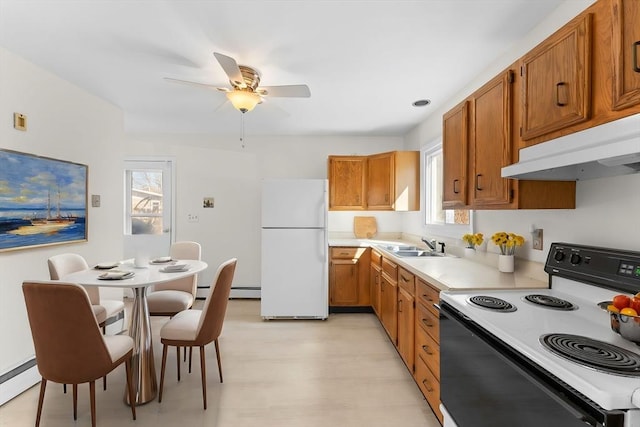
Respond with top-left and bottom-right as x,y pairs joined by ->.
462,233 -> 484,254
491,232 -> 525,273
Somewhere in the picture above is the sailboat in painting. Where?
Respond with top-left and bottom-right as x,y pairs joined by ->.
28,187 -> 77,227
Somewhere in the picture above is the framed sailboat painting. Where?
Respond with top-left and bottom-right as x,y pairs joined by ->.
0,149 -> 88,252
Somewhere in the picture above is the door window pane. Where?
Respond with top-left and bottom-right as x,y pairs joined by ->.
130,170 -> 163,235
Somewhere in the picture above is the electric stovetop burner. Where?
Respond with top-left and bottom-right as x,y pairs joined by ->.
540,333 -> 640,377
523,294 -> 577,310
468,295 -> 517,312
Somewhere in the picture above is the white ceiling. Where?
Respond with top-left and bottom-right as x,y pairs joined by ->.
0,0 -> 566,138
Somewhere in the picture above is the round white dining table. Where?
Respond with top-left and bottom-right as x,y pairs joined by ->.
61,260 -> 208,405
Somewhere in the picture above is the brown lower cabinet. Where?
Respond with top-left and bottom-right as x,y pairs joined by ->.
373,256 -> 443,424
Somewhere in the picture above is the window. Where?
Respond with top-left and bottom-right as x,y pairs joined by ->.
423,141 -> 471,238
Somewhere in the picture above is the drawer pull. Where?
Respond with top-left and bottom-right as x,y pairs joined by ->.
422,294 -> 433,302
633,41 -> 640,73
422,345 -> 433,355
555,81 -> 568,106
422,319 -> 434,328
422,379 -> 434,392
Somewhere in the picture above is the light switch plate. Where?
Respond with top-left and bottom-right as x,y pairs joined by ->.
532,229 -> 543,250
91,194 -> 101,207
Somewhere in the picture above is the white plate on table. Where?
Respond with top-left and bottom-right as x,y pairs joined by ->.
98,270 -> 135,280
150,257 -> 174,264
160,263 -> 190,273
94,262 -> 119,270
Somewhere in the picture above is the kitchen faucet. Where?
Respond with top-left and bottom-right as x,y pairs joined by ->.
421,237 -> 437,251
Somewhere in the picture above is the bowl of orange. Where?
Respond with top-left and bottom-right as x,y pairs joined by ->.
602,293 -> 640,344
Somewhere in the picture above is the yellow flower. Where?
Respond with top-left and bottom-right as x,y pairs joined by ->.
462,233 -> 484,249
491,232 -> 525,255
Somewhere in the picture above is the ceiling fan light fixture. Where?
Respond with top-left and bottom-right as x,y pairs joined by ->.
226,90 -> 261,113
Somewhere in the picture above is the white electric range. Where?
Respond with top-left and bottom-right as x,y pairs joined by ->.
439,243 -> 640,427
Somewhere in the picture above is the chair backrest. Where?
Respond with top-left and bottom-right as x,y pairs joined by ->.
47,253 -> 99,304
195,258 -> 237,345
153,241 -> 202,295
22,281 -> 113,384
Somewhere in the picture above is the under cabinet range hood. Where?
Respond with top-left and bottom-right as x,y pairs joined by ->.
502,113 -> 640,181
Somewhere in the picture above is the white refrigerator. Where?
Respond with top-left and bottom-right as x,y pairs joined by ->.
260,179 -> 328,319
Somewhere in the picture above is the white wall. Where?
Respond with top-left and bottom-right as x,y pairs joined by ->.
123,134 -> 404,289
0,47 -> 124,386
403,0 -> 640,260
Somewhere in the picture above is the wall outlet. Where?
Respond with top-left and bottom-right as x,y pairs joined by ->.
532,229 -> 543,250
188,213 -> 199,223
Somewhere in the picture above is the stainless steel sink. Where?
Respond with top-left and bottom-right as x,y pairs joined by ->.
375,244 -> 446,257
394,250 -> 445,257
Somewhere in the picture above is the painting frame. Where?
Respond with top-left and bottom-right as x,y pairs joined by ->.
0,149 -> 88,252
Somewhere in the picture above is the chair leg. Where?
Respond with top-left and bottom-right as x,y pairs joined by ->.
103,375 -> 107,391
214,338 -> 223,383
125,357 -> 136,420
159,343 -> 168,403
199,346 -> 207,410
189,346 -> 193,373
89,381 -> 96,427
183,346 -> 187,362
35,378 -> 47,427
176,346 -> 181,382
63,383 -> 67,393
72,384 -> 78,420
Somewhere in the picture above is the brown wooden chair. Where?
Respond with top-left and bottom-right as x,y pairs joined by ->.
48,253 -> 125,392
147,241 -> 202,317
22,281 -> 136,427
158,258 -> 237,409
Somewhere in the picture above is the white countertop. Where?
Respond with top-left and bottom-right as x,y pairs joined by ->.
329,238 -> 548,291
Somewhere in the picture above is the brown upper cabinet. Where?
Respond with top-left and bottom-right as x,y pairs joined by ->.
521,13 -> 592,140
443,70 -> 576,210
328,151 -> 419,211
367,151 -> 420,211
611,0 -> 640,110
328,156 -> 366,210
470,71 -> 513,207
517,0 -> 640,149
442,101 -> 468,208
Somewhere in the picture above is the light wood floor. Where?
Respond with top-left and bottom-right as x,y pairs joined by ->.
1,299 -> 440,426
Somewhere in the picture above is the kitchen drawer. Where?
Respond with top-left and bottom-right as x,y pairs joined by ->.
416,278 -> 439,316
398,266 -> 415,295
330,247 -> 363,259
416,300 -> 439,342
371,249 -> 382,267
382,257 -> 398,282
415,326 -> 440,380
415,355 -> 443,423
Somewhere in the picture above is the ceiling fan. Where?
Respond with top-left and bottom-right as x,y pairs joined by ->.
165,52 -> 311,113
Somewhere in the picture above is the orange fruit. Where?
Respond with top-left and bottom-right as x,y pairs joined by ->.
607,304 -> 620,313
620,307 -> 638,317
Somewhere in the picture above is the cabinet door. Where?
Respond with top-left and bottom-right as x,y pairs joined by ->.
442,101 -> 468,208
397,287 -> 415,371
470,71 -> 513,206
329,259 -> 359,305
370,263 -> 381,317
367,152 -> 394,210
328,156 -> 366,210
380,274 -> 397,343
521,14 -> 592,140
612,0 -> 640,110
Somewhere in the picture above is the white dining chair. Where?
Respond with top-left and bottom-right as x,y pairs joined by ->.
147,241 -> 202,317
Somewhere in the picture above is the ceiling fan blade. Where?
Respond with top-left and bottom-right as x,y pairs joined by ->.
164,77 -> 222,90
259,84 -> 311,98
213,52 -> 245,88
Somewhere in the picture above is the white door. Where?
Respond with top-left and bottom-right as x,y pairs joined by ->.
123,160 -> 174,261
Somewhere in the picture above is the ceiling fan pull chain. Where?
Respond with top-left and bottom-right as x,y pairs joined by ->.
240,113 -> 245,148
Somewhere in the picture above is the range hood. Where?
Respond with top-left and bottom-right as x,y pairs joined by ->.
501,113 -> 640,181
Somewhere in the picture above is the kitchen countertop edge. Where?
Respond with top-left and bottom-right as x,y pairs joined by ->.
329,238 -> 548,292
